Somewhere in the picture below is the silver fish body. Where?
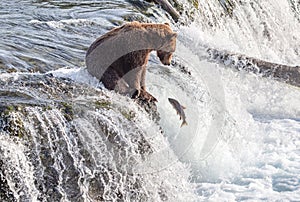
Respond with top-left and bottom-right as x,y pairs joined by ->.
168,98 -> 188,127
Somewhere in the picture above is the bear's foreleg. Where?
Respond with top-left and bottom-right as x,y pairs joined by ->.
139,65 -> 157,102
140,66 -> 147,91
139,66 -> 157,102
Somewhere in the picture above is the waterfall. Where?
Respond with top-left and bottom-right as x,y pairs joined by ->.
178,0 -> 300,65
0,73 -> 197,201
1,0 -> 300,201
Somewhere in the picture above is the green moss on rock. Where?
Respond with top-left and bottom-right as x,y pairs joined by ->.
60,102 -> 74,121
94,100 -> 112,109
43,105 -> 53,111
120,109 -> 136,121
188,0 -> 198,9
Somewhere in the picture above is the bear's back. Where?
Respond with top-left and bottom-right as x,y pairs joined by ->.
86,22 -> 174,57
86,25 -> 124,56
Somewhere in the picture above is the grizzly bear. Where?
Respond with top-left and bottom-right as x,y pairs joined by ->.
85,21 -> 177,102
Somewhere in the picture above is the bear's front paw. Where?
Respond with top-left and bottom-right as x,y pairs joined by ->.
139,90 -> 157,102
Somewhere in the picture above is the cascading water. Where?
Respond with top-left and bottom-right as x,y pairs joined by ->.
170,0 -> 300,200
1,0 -> 300,201
182,0 -> 300,64
0,73 -> 197,201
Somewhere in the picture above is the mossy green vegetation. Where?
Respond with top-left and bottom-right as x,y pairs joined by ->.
120,109 -> 136,121
189,0 -> 199,9
60,102 -> 74,121
43,105 -> 53,111
3,106 -> 15,115
94,100 -> 112,110
6,68 -> 18,73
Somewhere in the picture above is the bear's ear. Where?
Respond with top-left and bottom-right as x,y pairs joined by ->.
168,32 -> 177,39
166,32 -> 177,40
164,22 -> 170,26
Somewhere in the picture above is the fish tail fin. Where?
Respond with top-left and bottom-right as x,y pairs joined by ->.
181,120 -> 188,127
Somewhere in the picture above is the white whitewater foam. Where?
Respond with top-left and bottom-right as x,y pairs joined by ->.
147,10 -> 300,199
30,18 -> 100,29
184,45 -> 300,201
47,67 -> 102,88
0,135 -> 39,201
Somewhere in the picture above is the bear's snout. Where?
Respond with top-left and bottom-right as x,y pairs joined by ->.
163,61 -> 171,65
157,50 -> 173,66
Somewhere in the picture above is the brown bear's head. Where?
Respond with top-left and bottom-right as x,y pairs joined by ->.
157,50 -> 173,65
157,31 -> 177,66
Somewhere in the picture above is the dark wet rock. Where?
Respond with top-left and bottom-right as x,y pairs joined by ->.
208,48 -> 300,88
171,58 -> 192,75
135,97 -> 160,123
289,0 -> 300,22
148,0 -> 180,22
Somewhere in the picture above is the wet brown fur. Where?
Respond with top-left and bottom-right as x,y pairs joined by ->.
86,21 -> 177,102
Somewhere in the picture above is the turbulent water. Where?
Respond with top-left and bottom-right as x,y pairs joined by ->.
1,0 -> 300,201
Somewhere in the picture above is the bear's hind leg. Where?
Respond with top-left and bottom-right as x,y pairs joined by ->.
140,66 -> 147,91
101,68 -> 121,91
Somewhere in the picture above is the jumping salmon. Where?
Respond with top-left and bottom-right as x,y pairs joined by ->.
168,98 -> 188,127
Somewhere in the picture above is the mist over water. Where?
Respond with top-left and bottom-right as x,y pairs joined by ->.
0,0 -> 300,201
